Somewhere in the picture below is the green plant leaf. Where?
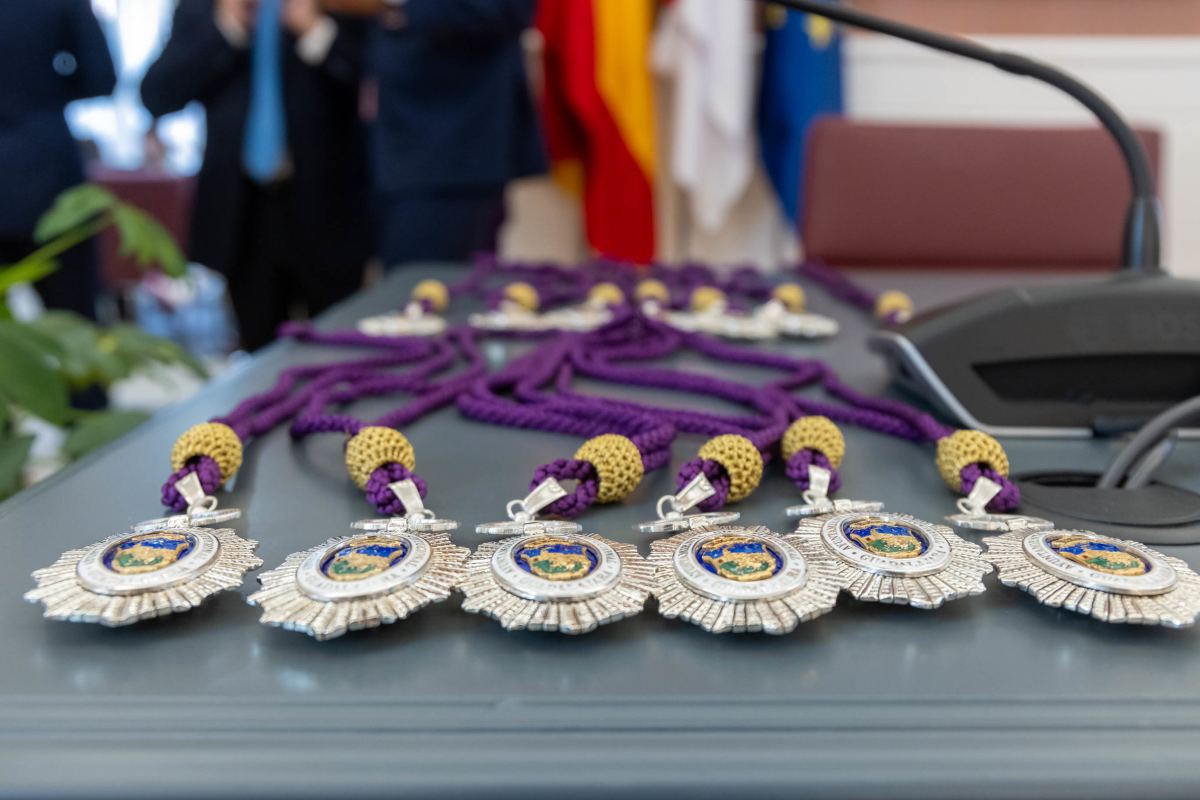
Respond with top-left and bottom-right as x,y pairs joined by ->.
63,410 -> 149,459
107,323 -> 208,378
0,322 -> 69,424
0,434 -> 34,500
25,311 -> 107,387
9,320 -> 68,363
33,184 -> 117,243
0,257 -> 59,293
111,204 -> 186,278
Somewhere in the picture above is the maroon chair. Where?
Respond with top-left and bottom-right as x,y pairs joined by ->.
89,164 -> 195,290
801,118 -> 1162,270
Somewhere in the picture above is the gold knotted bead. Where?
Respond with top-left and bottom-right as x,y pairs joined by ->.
574,434 -> 644,504
345,426 -> 416,490
690,286 -> 726,312
772,283 -> 806,313
698,434 -> 763,504
875,290 -> 914,321
503,282 -> 540,312
781,416 -> 845,468
411,279 -> 449,313
170,422 -> 243,483
635,278 -> 669,303
935,429 -> 1010,491
587,282 -> 625,308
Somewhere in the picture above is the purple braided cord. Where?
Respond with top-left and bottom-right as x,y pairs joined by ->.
365,463 -> 429,516
676,458 -> 730,512
161,455 -> 223,513
786,450 -> 842,494
161,320 -> 460,511
796,260 -> 876,313
467,261 -> 1017,514
531,458 -> 600,519
960,463 -> 1021,512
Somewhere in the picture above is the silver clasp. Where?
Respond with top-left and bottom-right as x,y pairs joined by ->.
957,476 -> 1002,518
944,476 -> 1054,533
476,478 -> 582,536
656,472 -> 715,521
785,466 -> 885,519
351,479 -> 459,534
638,473 -> 740,534
131,473 -> 240,531
802,465 -> 833,507
507,478 -> 567,522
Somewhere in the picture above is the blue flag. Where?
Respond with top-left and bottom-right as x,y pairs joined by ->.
758,4 -> 844,225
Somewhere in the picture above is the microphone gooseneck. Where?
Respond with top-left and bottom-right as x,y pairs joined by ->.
761,0 -> 1162,273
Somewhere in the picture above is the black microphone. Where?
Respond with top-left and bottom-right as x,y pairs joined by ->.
763,1 -> 1200,539
760,0 -> 1161,273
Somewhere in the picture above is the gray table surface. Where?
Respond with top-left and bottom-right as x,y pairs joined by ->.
3,266 -> 1199,799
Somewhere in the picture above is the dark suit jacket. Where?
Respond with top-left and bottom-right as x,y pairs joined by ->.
370,0 -> 547,196
141,0 -> 370,276
0,1 -> 116,237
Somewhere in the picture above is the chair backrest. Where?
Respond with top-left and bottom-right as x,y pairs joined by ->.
801,118 -> 1161,269
89,165 -> 195,289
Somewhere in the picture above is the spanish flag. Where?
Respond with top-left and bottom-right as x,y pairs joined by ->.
538,0 -> 657,263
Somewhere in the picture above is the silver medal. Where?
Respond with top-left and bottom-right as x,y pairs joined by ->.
708,310 -> 778,341
758,299 -> 839,339
248,480 -> 468,640
784,465 -> 884,519
790,510 -> 991,609
636,472 -> 740,534
945,476 -> 1053,533
25,473 -> 261,627
475,478 -> 583,537
539,299 -> 614,332
459,530 -> 652,634
648,297 -> 761,338
470,298 -> 614,333
650,524 -> 841,634
984,528 -> 1200,627
358,301 -> 446,337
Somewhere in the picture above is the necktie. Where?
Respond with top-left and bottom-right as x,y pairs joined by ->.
242,0 -> 287,183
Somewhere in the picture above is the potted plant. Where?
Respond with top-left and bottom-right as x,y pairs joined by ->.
0,184 -> 206,500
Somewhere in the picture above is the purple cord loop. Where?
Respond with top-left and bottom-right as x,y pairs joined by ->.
676,458 -> 730,512
785,449 -> 842,494
365,462 -> 429,516
531,458 -> 599,519
960,463 -> 1021,513
161,455 -> 223,513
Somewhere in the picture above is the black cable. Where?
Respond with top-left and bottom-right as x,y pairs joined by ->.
1097,395 -> 1200,489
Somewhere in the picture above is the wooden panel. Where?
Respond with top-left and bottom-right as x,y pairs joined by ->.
854,0 -> 1200,35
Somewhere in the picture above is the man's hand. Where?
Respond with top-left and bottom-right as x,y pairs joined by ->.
215,0 -> 259,32
283,0 -> 324,35
317,0 -> 388,17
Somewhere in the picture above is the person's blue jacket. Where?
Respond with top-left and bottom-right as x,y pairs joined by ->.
369,0 -> 547,196
0,1 -> 116,237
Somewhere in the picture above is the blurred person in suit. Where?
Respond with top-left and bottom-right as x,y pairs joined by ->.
0,1 -> 116,319
142,0 -> 371,351
320,0 -> 547,267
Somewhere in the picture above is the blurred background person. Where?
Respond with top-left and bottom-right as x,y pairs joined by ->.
142,0 -> 371,351
322,0 -> 546,268
0,1 -> 116,319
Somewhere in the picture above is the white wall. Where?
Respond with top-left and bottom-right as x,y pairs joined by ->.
502,35 -> 1200,277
